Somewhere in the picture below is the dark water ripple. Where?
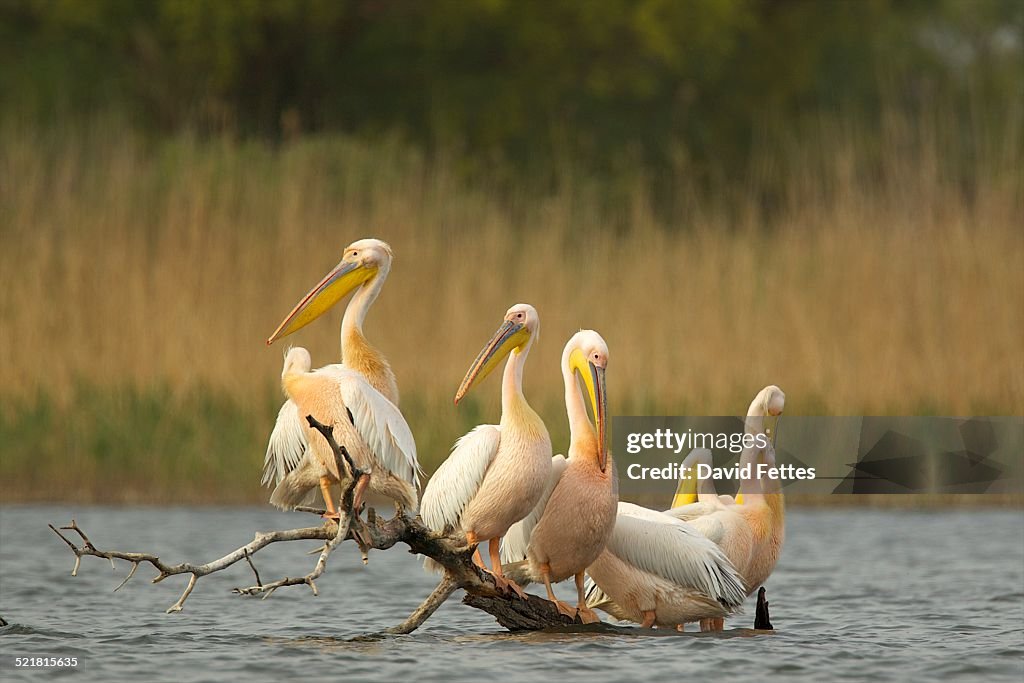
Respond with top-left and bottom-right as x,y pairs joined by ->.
1,505 -> 1022,682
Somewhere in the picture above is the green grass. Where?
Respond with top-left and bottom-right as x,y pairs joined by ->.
0,385 -> 577,504
1,384 -> 266,503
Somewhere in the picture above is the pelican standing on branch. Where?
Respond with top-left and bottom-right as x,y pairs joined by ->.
501,330 -> 618,622
262,239 -> 420,517
420,304 -> 552,596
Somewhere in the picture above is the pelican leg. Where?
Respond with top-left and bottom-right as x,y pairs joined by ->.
540,563 -> 578,620
466,531 -> 485,569
488,537 -> 527,599
640,610 -> 656,629
319,476 -> 340,520
699,617 -> 724,632
352,473 -> 371,515
574,572 -> 600,624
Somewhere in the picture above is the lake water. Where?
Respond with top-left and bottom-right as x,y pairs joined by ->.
1,505 -> 1022,682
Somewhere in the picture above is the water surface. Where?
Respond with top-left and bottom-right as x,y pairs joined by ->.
1,506 -> 1022,682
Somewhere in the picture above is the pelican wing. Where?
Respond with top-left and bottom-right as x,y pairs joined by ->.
583,575 -> 613,612
262,399 -> 308,487
500,454 -> 568,563
319,365 -> 421,486
602,502 -> 746,608
420,425 -> 501,533
262,364 -> 420,490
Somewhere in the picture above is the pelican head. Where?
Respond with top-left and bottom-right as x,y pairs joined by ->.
267,238 -> 393,345
454,303 -> 539,405
564,330 -> 609,472
281,346 -> 312,379
754,385 -> 786,447
761,385 -> 782,448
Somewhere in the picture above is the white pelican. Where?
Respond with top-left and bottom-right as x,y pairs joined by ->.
750,438 -> 785,589
420,304 -> 552,595
500,330 -> 618,622
265,238 -> 399,401
262,239 -> 420,516
665,385 -> 786,630
270,347 -> 419,518
670,385 -> 785,510
583,502 -> 747,629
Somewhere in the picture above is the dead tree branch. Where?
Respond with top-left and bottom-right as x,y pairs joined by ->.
48,519 -> 332,612
49,415 -> 581,632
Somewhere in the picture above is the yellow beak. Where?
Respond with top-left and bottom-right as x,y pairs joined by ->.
672,474 -> 698,509
267,260 -> 377,345
454,319 -> 530,404
569,348 -> 608,472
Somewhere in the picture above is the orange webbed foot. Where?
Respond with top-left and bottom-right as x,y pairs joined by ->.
550,598 -> 579,620
491,572 -> 529,599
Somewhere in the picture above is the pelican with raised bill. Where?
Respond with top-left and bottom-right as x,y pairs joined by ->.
262,239 -> 421,516
420,304 -> 552,597
270,347 -> 420,518
501,330 -> 618,622
664,385 -> 787,630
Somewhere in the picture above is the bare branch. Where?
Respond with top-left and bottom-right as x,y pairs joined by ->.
233,495 -> 354,598
386,575 -> 459,635
242,550 -> 261,587
49,413 -> 586,632
49,520 -> 332,612
112,562 -> 139,592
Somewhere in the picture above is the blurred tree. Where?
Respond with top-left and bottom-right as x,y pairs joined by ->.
1,0 -> 1019,184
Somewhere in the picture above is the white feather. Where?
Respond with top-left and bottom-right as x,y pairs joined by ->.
318,365 -> 421,487
262,364 -> 420,490
262,400 -> 308,487
598,502 -> 746,609
420,425 -> 501,533
500,454 -> 568,563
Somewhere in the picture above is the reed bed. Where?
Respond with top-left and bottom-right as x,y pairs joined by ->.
1,116 -> 1021,503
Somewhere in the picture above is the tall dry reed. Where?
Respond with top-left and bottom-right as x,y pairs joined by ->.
0,114 -> 1021,502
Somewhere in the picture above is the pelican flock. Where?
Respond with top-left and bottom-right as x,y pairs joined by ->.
261,238 -> 788,632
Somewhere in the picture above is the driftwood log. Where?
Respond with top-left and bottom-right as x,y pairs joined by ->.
49,416 -> 582,634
